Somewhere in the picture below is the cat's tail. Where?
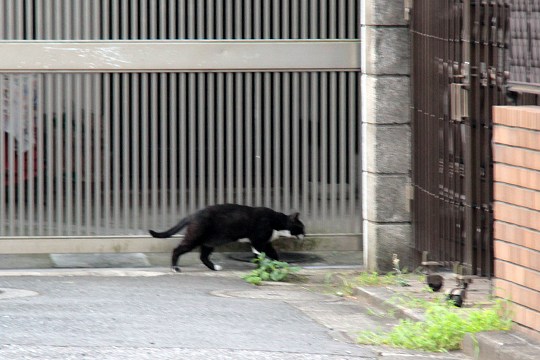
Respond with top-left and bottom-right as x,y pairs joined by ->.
149,217 -> 190,238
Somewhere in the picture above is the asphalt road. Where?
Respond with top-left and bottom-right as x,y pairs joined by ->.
0,268 -> 469,360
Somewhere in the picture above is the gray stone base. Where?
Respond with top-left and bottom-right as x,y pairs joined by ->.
363,221 -> 412,272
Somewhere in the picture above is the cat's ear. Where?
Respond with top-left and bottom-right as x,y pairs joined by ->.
289,212 -> 300,221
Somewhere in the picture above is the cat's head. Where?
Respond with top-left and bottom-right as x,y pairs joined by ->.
288,212 -> 306,240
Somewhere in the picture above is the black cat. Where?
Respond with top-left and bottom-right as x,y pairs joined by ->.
149,203 -> 305,272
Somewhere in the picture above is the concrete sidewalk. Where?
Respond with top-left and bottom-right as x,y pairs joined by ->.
1,253 -> 538,359
0,258 -> 467,360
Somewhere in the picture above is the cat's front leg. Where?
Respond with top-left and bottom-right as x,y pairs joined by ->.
200,245 -> 222,271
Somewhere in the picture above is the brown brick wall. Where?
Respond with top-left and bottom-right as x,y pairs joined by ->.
493,106 -> 540,340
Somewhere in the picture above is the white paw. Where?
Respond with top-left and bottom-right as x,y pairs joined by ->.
213,265 -> 223,271
171,266 -> 181,273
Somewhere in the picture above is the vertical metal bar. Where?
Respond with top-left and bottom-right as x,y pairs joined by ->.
168,0 -> 176,39
348,72 -> 357,233
216,73 -> 224,204
26,75 -> 36,235
82,0 -> 91,39
263,73 -> 271,206
64,75 -> 73,235
45,74 -> 54,235
462,0 -> 474,271
141,73 -> 149,230
310,0 -> 319,38
245,73 -> 253,205
329,0 -> 336,39
169,73 -> 178,218
188,73 -> 197,209
235,73 -> 243,204
130,0 -> 138,39
160,73 -> 168,227
273,73 -> 282,210
111,73 -> 120,233
254,73 -> 262,205
93,75 -> 102,234
225,0 -> 233,38
0,1 -> 5,40
74,74 -> 82,234
207,73 -> 215,205
207,0 -> 214,39
244,0 -> 252,39
338,0 -> 346,39
36,74 -> 45,235
310,73 -> 319,226
131,73 -> 140,232
291,72 -> 300,211
187,0 -> 195,39
282,72 -> 291,211
320,73 -> 328,228
273,0 -> 280,39
151,73 -> 159,228
120,0 -> 128,39
301,0 -> 308,38
347,0 -> 356,39
291,0 -> 299,39
253,0 -> 261,39
25,0 -> 33,39
102,0 -> 110,39
329,72 -> 338,225
235,0 -> 242,38
55,75 -> 64,235
84,75 -> 92,234
121,73 -> 130,231
282,0 -> 290,38
263,0 -> 270,39
16,75 -> 25,235
6,0 -> 13,40
338,72 -> 347,227
226,73 -> 234,203
35,0 -> 44,39
7,75 -> 14,235
215,0 -> 223,39
92,0 -> 100,38
301,72 -> 309,218
140,0 -> 148,39
197,73 -> 206,208
179,73 -> 187,215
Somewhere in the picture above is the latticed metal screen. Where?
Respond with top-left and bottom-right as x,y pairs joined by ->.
410,0 -> 540,277
508,0 -> 540,87
0,0 -> 360,40
0,1 -> 362,243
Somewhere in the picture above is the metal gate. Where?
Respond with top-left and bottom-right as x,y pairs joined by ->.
410,0 -> 540,277
0,1 -> 362,251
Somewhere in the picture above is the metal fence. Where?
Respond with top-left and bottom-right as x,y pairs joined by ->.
0,1 -> 362,244
410,0 -> 540,277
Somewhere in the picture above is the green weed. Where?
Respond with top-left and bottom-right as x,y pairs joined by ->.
242,253 -> 301,285
357,299 -> 512,352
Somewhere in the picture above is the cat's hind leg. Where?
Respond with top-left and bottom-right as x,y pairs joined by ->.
171,241 -> 198,272
261,243 -> 280,261
200,245 -> 221,271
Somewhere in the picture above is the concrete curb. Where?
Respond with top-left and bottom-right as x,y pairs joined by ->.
353,285 -> 540,360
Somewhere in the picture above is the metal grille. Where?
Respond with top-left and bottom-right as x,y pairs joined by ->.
0,0 -> 362,248
1,71 -> 361,237
410,0 -> 511,277
0,0 -> 360,40
508,0 -> 540,87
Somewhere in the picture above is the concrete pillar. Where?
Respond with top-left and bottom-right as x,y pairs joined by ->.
361,0 -> 413,271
